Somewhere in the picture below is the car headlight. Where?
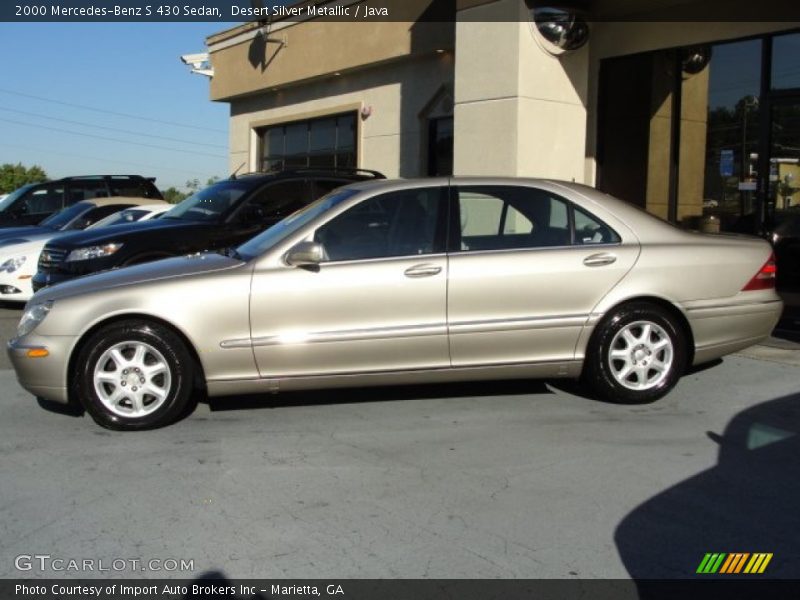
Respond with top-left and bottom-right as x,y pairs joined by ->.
65,243 -> 123,262
0,256 -> 26,273
17,301 -> 53,338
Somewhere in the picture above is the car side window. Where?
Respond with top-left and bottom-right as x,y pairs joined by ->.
454,186 -> 619,251
312,179 -> 350,198
456,186 -> 570,251
68,181 -> 109,204
314,188 -> 442,262
244,180 -> 311,223
574,205 -> 621,244
19,184 -> 65,215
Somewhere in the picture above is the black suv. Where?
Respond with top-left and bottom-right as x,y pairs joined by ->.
33,169 -> 383,292
0,175 -> 162,227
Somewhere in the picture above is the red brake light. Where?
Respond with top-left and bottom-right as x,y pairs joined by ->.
742,253 -> 777,291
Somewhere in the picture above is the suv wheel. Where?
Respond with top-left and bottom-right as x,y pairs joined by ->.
583,302 -> 687,404
75,320 -> 194,430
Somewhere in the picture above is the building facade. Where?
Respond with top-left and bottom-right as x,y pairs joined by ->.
205,0 -> 800,235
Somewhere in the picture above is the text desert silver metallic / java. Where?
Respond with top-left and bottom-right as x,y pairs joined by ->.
7,178 -> 783,430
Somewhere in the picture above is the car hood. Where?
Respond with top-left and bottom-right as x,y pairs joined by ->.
0,231 -> 58,248
49,218 -> 209,247
0,226 -> 48,240
0,236 -> 49,258
32,252 -> 247,304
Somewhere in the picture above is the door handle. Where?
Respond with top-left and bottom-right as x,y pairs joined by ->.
583,253 -> 617,267
404,264 -> 442,278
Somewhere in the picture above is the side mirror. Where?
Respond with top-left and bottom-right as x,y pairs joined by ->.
285,241 -> 324,267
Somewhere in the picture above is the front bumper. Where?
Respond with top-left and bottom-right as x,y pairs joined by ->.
7,333 -> 78,404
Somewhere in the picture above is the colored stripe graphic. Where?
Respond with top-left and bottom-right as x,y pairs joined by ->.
697,553 -> 772,574
744,553 -> 773,574
720,553 -> 749,573
697,553 -> 727,574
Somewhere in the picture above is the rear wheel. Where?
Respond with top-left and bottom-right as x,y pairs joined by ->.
75,320 -> 194,430
583,303 -> 687,404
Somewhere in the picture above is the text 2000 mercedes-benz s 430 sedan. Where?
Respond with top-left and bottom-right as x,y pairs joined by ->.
8,179 -> 783,430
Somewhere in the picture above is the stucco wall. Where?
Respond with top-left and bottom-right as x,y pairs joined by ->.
227,52 -> 455,178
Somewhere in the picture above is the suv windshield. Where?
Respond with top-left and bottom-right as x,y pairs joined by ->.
162,180 -> 252,222
39,201 -> 92,230
237,189 -> 358,260
0,184 -> 35,212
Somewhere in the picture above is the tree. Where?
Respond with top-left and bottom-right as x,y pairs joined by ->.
0,163 -> 48,193
185,178 -> 201,194
162,187 -> 189,204
206,176 -> 220,186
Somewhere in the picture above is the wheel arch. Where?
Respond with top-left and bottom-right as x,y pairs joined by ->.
67,312 -> 207,402
584,295 -> 695,371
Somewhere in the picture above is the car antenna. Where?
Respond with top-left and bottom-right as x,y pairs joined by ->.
229,162 -> 246,180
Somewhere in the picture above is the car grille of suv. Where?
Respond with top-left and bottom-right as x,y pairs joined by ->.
38,246 -> 69,271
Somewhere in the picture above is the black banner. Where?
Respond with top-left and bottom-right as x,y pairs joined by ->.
4,579 -> 800,600
3,0 -> 800,22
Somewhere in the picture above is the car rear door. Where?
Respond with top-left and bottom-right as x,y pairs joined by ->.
446,184 -> 640,366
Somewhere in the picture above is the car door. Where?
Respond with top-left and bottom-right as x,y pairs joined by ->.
447,184 -> 640,367
249,185 -> 450,378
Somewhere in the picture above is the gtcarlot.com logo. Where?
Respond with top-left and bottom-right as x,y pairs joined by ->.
15,554 -> 194,573
696,552 -> 773,574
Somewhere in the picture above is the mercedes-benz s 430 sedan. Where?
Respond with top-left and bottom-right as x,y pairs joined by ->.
8,178 -> 783,430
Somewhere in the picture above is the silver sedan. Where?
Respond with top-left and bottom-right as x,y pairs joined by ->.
8,178 -> 783,430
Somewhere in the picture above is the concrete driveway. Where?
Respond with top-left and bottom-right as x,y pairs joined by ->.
1,304 -> 799,581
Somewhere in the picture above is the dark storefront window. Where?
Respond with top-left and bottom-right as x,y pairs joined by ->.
259,113 -> 357,171
598,30 -> 800,237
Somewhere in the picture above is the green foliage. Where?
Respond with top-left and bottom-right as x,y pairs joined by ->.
162,187 -> 189,204
0,163 -> 48,194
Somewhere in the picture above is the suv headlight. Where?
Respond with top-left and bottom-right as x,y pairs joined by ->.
66,243 -> 123,262
17,301 -> 53,337
0,256 -> 26,273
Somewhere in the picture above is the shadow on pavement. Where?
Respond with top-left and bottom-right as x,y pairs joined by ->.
615,392 -> 800,585
206,379 -> 552,412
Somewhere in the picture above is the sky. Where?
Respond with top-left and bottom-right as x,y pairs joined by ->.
0,22 -> 230,191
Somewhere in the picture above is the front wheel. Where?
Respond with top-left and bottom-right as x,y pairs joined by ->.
583,303 -> 687,404
74,320 -> 195,430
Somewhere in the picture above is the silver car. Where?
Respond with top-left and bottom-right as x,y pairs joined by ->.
8,178 -> 783,430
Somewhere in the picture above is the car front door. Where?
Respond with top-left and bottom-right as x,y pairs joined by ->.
249,185 -> 450,378
447,184 -> 640,367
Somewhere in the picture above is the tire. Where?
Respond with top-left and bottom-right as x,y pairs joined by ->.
583,302 -> 687,404
74,320 -> 195,430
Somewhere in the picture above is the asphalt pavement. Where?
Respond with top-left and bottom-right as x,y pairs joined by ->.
1,344 -> 799,579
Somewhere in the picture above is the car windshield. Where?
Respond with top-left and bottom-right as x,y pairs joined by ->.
38,201 -> 92,230
237,189 -> 358,260
0,184 -> 35,212
161,180 -> 251,222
